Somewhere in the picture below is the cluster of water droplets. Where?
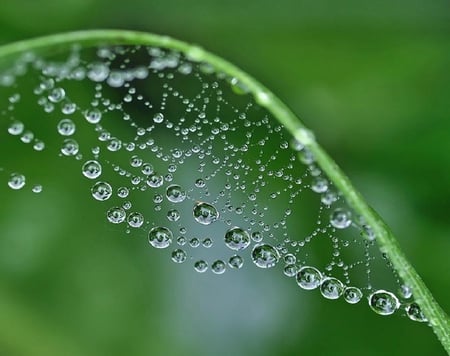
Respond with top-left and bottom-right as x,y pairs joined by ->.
0,44 -> 427,323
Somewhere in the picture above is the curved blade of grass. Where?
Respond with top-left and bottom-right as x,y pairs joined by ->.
0,29 -> 448,352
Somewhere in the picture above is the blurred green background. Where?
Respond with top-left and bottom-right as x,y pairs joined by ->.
0,0 -> 449,355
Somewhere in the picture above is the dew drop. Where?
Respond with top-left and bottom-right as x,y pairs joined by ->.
251,244 -> 279,268
61,138 -> 79,156
84,108 -> 102,124
405,302 -> 427,322
283,264 -> 297,277
127,212 -> 144,228
32,184 -> 43,193
82,160 -> 102,179
8,173 -> 26,190
296,266 -> 322,290
224,226 -> 251,251
330,208 -> 352,229
148,226 -> 173,249
343,287 -> 363,304
153,112 -> 164,123
193,202 -> 219,225
166,184 -> 186,203
57,118 -> 76,136
368,290 -> 400,316
8,121 -> 24,135
48,87 -> 66,103
194,260 -> 208,273
117,187 -> 129,198
171,249 -> 187,263
106,207 -> 126,224
167,209 -> 181,222
91,181 -> 112,201
228,255 -> 244,269
320,277 -> 344,299
211,260 -> 226,274
146,174 -> 164,188
311,177 -> 328,193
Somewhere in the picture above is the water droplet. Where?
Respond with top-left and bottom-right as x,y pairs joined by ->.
399,284 -> 413,299
251,231 -> 263,242
153,112 -> 164,123
166,184 -> 186,203
228,255 -> 244,269
32,184 -> 43,193
82,160 -> 102,179
57,118 -> 76,136
368,290 -> 400,316
8,121 -> 24,135
61,138 -> 79,156
311,177 -> 328,193
224,226 -> 251,251
211,260 -> 226,274
167,209 -> 181,222
193,202 -> 219,225
127,212 -> 144,228
405,302 -> 427,322
283,264 -> 297,277
330,209 -> 352,229
117,187 -> 129,198
202,238 -> 213,248
320,277 -> 344,299
87,63 -> 109,82
146,174 -> 164,188
194,260 -> 208,273
171,249 -> 187,263
343,287 -> 363,304
148,226 -> 173,249
106,207 -> 126,224
48,87 -> 66,103
8,173 -> 26,190
251,244 -> 279,268
91,181 -> 112,201
296,266 -> 322,290
84,108 -> 102,124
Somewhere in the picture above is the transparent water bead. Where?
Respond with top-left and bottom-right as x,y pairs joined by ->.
283,264 -> 297,277
343,287 -> 363,304
224,227 -> 251,251
320,277 -> 344,300
8,173 -> 26,190
61,138 -> 79,156
193,202 -> 219,225
146,174 -> 164,188
82,160 -> 102,179
211,260 -> 226,274
84,108 -> 102,124
251,244 -> 280,269
106,207 -> 126,224
57,118 -> 76,136
296,266 -> 322,290
228,255 -> 244,269
167,209 -> 181,222
148,226 -> 173,249
8,121 -> 24,135
91,181 -> 112,201
194,260 -> 208,273
171,249 -> 187,264
368,290 -> 400,316
405,302 -> 427,322
330,208 -> 352,229
127,212 -> 144,228
48,87 -> 66,103
153,112 -> 164,123
166,184 -> 186,203
32,184 -> 43,193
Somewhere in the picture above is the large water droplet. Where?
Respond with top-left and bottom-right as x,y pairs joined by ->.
166,184 -> 186,203
148,226 -> 173,249
82,160 -> 102,179
61,138 -> 79,156
194,260 -> 208,273
91,181 -> 112,201
8,121 -> 25,135
251,244 -> 279,268
193,202 -> 219,225
146,174 -> 164,188
368,290 -> 400,316
296,266 -> 322,290
320,277 -> 344,299
84,108 -> 102,124
224,226 -> 251,251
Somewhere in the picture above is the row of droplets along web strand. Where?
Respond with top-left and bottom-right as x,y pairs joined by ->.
0,44 -> 426,323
